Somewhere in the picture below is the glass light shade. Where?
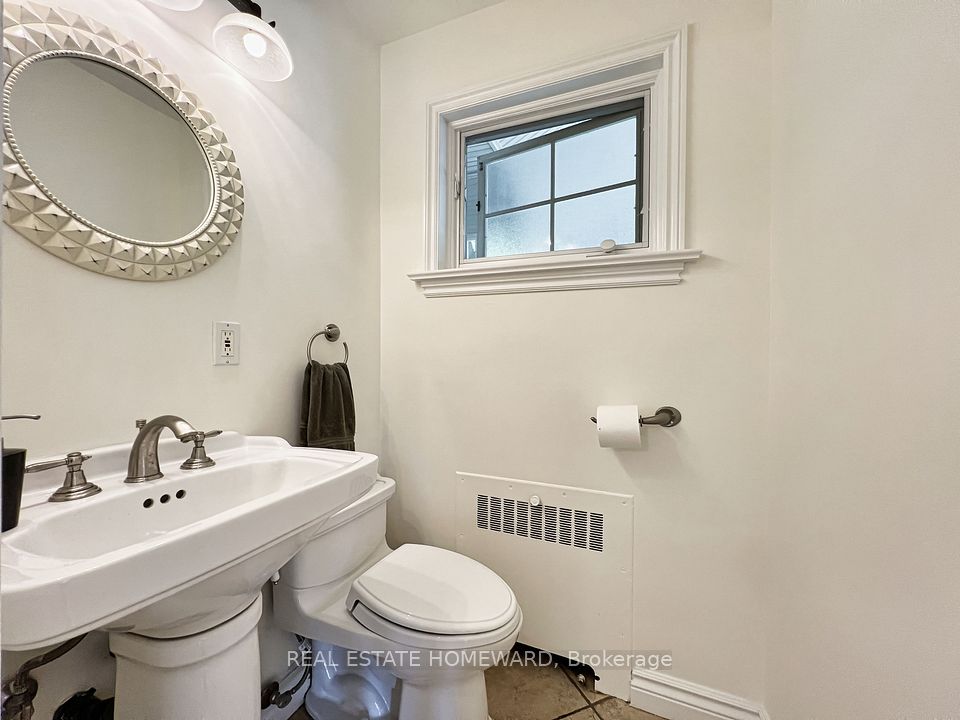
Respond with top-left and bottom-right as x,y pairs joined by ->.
212,12 -> 293,82
142,0 -> 204,10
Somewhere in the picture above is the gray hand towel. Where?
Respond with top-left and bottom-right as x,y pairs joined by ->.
299,361 -> 356,451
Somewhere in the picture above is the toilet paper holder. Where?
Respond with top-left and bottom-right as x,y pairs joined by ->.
589,406 -> 682,427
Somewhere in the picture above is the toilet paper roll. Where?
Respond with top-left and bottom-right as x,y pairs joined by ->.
596,405 -> 642,449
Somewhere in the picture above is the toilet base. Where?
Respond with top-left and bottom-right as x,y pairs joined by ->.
304,642 -> 396,719
303,640 -> 496,720
110,595 -> 262,720
395,671 -> 489,720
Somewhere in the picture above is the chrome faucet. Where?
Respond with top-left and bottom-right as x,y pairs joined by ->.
125,415 -> 199,483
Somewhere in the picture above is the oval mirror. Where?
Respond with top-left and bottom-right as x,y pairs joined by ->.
7,56 -> 213,244
3,2 -> 243,281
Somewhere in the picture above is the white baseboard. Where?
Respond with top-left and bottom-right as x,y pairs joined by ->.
630,668 -> 768,720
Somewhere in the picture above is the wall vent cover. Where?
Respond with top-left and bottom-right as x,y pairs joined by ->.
476,494 -> 604,552
456,472 -> 634,698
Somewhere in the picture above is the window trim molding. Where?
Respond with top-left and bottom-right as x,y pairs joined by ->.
413,28 -> 699,297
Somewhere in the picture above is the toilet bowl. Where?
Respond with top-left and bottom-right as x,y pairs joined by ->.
273,477 -> 522,720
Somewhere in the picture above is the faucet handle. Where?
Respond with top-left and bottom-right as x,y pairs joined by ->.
26,452 -> 91,474
180,429 -> 222,444
135,419 -> 147,430
180,430 -> 221,470
27,452 -> 101,502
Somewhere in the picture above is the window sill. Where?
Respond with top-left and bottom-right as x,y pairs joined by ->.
408,248 -> 702,297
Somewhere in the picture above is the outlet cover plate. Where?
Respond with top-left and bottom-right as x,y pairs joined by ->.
213,321 -> 240,366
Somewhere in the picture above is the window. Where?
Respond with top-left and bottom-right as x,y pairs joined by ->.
463,101 -> 644,261
412,30 -> 699,297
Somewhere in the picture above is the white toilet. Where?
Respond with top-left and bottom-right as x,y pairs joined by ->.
273,477 -> 522,720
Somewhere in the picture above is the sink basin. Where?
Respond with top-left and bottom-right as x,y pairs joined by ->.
1,433 -> 377,651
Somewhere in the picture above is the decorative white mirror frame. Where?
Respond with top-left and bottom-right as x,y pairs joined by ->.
2,2 -> 243,281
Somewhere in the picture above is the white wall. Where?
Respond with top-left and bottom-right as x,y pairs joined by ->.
379,0 -> 772,702
1,0 -> 380,714
2,0 -> 381,459
765,2 -> 960,718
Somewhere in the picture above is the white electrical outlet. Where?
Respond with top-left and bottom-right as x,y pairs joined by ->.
213,321 -> 240,365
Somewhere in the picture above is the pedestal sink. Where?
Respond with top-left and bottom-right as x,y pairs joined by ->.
1,432 -> 378,718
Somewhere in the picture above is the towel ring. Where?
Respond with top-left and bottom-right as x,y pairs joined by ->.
307,324 -> 349,364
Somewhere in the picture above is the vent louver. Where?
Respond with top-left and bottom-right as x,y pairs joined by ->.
476,494 -> 604,552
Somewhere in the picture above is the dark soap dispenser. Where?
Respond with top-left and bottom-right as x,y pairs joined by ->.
2,414 -> 41,532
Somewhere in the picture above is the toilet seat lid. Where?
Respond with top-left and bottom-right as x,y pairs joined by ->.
347,544 -> 518,635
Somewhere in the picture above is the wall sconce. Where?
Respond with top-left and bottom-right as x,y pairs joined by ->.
212,0 -> 293,82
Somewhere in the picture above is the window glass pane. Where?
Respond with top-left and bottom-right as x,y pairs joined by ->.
463,173 -> 481,260
555,117 -> 636,198
485,145 -> 550,213
478,119 -> 583,152
554,185 -> 636,250
463,102 -> 643,260
484,205 -> 551,257
463,138 -> 496,259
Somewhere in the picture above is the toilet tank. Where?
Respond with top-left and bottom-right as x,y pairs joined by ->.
281,476 -> 395,589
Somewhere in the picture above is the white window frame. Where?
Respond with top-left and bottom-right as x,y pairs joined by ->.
410,28 -> 700,297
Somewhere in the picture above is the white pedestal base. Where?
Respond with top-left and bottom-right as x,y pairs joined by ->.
110,594 -> 262,720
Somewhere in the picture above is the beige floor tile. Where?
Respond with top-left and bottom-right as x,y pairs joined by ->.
594,696 -> 666,720
565,709 -> 602,719
486,662 -> 591,720
290,667 -> 663,720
